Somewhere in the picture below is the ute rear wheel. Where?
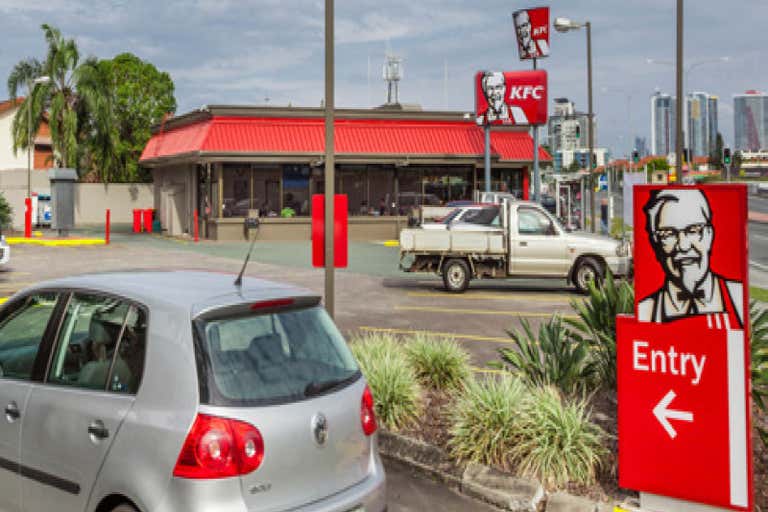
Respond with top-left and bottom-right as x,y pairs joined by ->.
573,257 -> 603,294
442,259 -> 470,293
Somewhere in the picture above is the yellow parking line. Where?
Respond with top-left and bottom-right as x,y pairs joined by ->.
394,305 -> 577,319
406,291 -> 572,302
357,326 -> 513,344
7,238 -> 106,247
383,240 -> 399,247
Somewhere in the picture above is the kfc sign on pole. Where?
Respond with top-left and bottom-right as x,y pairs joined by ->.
475,70 -> 547,126
617,185 -> 752,511
512,7 -> 550,60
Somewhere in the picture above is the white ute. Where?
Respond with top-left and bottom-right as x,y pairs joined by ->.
399,198 -> 632,293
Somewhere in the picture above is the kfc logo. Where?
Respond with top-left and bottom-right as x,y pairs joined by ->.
513,7 -> 550,60
475,70 -> 547,126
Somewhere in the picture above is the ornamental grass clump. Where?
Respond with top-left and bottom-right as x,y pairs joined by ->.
349,332 -> 421,431
512,387 -> 607,489
404,332 -> 471,390
448,376 -> 526,469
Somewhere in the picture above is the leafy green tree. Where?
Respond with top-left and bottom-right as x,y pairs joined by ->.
89,53 -> 176,182
8,24 -> 105,170
709,132 -> 724,169
0,192 -> 12,233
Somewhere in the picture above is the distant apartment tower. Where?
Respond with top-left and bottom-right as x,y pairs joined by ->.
734,90 -> 768,151
547,98 -> 593,164
687,92 -> 718,157
650,91 -> 676,156
634,136 -> 648,158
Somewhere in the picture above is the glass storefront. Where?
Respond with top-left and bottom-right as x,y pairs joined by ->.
208,162 -> 523,219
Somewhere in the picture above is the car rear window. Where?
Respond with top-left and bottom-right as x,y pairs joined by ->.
196,305 -> 360,405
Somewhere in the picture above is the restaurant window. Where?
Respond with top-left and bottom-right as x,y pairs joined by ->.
368,166 -> 395,216
222,164 -> 250,217
283,165 -> 310,216
476,168 -> 524,198
252,166 -> 281,217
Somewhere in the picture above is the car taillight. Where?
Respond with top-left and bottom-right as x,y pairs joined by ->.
361,385 -> 377,436
173,414 -> 264,479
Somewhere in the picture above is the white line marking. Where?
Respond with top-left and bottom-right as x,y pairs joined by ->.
727,330 -> 748,508
750,260 -> 768,272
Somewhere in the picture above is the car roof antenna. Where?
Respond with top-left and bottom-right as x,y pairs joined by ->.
234,238 -> 257,290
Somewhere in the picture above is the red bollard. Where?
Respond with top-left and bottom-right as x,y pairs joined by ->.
132,209 -> 141,233
105,209 -> 111,245
24,197 -> 32,238
143,208 -> 153,234
193,209 -> 199,242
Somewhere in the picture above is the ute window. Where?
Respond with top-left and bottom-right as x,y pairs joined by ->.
198,306 -> 359,405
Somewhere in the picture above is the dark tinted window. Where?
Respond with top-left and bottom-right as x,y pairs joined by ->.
0,293 -> 58,380
199,306 -> 359,404
464,207 -> 499,225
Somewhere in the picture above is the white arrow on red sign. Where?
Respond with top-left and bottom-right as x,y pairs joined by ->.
653,390 -> 694,439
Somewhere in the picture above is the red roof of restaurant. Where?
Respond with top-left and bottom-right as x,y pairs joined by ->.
140,116 -> 551,163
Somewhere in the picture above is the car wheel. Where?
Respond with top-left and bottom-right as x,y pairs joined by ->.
573,257 -> 603,294
442,259 -> 470,293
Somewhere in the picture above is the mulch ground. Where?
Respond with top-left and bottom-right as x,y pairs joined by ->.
401,388 -> 768,510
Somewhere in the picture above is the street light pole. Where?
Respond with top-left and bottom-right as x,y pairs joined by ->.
675,0 -> 683,184
324,0 -> 335,318
586,21 -> 595,232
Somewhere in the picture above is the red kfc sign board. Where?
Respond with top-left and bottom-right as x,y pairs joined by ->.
618,185 -> 752,510
475,70 -> 547,126
512,7 -> 550,60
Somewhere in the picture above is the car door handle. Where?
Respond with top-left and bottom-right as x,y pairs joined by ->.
519,241 -> 528,247
4,402 -> 20,421
88,421 -> 109,440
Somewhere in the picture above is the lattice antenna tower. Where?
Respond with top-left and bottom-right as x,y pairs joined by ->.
383,54 -> 403,105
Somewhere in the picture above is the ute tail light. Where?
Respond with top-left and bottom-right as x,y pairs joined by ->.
173,414 -> 264,479
361,385 -> 377,436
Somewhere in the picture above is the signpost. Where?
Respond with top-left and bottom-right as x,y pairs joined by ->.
617,185 -> 752,511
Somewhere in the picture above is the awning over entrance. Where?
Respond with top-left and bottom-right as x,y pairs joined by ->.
140,116 -> 551,164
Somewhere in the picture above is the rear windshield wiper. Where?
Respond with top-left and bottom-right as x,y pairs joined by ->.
304,374 -> 356,397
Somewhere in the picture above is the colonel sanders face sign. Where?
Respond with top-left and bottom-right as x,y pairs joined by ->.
475,70 -> 548,126
512,7 -> 550,60
638,188 -> 744,327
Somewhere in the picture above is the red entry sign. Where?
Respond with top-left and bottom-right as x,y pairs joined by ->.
312,194 -> 348,268
618,184 -> 752,510
618,316 -> 751,510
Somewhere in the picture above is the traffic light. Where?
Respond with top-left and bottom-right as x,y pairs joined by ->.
632,150 -> 639,164
575,125 -> 581,139
723,147 -> 732,165
683,147 -> 691,163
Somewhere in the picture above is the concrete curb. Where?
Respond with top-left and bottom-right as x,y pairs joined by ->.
379,430 -> 616,512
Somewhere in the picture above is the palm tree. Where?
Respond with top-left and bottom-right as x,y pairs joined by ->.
7,24 -> 111,170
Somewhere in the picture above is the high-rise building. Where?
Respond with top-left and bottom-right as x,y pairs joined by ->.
734,90 -> 768,151
651,91 -> 676,156
634,136 -> 648,158
687,92 -> 718,158
547,97 -> 593,154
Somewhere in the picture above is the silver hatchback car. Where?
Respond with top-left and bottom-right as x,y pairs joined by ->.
0,271 -> 386,512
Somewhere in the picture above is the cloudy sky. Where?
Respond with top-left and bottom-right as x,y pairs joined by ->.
1,0 -> 766,157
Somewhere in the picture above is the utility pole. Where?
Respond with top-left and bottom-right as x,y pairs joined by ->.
324,0 -> 335,318
674,0 -> 684,185
586,21 -> 595,232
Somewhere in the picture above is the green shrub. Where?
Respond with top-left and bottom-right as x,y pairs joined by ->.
350,333 -> 421,431
751,301 -> 768,449
512,387 -> 607,489
448,376 -> 526,469
0,192 -> 12,232
566,271 -> 634,389
496,315 -> 593,395
405,332 -> 471,390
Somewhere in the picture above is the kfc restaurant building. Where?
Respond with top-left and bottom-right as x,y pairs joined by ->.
139,105 -> 550,240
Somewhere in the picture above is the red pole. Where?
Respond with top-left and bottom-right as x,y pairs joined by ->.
105,209 -> 111,245
193,209 -> 199,242
24,197 -> 32,238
